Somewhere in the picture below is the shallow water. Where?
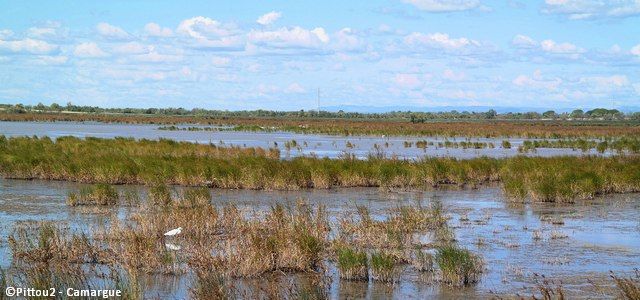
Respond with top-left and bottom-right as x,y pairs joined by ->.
0,121 -> 612,159
1,178 -> 638,298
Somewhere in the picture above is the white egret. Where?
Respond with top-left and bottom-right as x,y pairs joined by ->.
164,227 -> 182,237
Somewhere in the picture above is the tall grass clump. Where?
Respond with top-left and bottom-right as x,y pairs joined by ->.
412,250 -> 434,272
435,245 -> 483,286
611,269 -> 640,300
8,222 -> 108,264
370,251 -> 399,283
190,269 -> 232,300
500,156 -> 640,203
67,184 -> 118,206
336,246 -> 368,281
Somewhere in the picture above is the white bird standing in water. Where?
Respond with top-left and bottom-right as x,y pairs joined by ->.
164,227 -> 182,237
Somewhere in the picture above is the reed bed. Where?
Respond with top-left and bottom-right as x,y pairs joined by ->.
518,138 -> 640,154
2,136 -> 639,202
3,111 -> 640,138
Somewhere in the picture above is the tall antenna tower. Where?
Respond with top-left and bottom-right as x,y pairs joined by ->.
316,88 -> 320,112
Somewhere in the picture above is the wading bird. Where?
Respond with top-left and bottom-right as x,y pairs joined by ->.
164,227 -> 182,237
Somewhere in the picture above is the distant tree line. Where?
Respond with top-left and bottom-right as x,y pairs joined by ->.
1,102 -> 639,121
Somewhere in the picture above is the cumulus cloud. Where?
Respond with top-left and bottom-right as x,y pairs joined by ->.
402,0 -> 482,12
512,70 -> 562,91
0,38 -> 58,54
443,69 -> 465,81
540,39 -> 584,55
511,34 -> 537,48
248,27 -> 330,49
631,44 -> 640,56
177,16 -> 238,39
579,75 -> 629,91
333,28 -> 365,52
176,17 -> 244,50
543,0 -> 640,19
27,21 -> 68,41
256,11 -> 282,25
96,22 -> 131,40
130,51 -> 182,63
0,29 -> 13,39
33,55 -> 68,65
211,56 -> 231,67
144,22 -> 173,37
512,35 -> 585,60
112,42 -> 151,55
403,32 -> 481,52
284,83 -> 306,93
74,42 -> 108,58
393,73 -> 424,89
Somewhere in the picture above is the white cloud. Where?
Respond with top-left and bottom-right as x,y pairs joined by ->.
579,75 -> 629,90
176,17 -> 244,50
404,32 -> 481,51
543,0 -> 640,19
540,39 -> 583,54
33,55 -> 68,65
74,42 -> 108,58
0,29 -> 13,39
131,51 -> 182,63
512,35 -> 585,60
177,17 -> 237,39
144,22 -> 173,37
25,21 -> 67,42
256,11 -> 282,25
0,38 -> 58,54
443,69 -> 465,81
284,83 -> 306,93
393,73 -> 423,89
333,28 -> 365,52
631,44 -> 640,56
254,84 -> 279,96
112,42 -> 150,54
402,0 -> 481,12
96,22 -> 131,40
511,34 -> 538,48
248,27 -> 330,49
211,56 -> 231,67
512,70 -> 562,91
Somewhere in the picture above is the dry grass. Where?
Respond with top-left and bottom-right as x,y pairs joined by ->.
612,269 -> 640,300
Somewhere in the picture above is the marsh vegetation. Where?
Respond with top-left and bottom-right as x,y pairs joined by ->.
1,136 -> 639,203
3,110 -> 640,138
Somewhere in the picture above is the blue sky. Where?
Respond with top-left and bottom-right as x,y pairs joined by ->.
0,0 -> 639,110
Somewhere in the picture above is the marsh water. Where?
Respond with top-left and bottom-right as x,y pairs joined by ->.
0,121 -> 613,159
1,178 -> 638,298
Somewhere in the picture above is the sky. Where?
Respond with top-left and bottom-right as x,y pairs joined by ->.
0,0 -> 639,111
